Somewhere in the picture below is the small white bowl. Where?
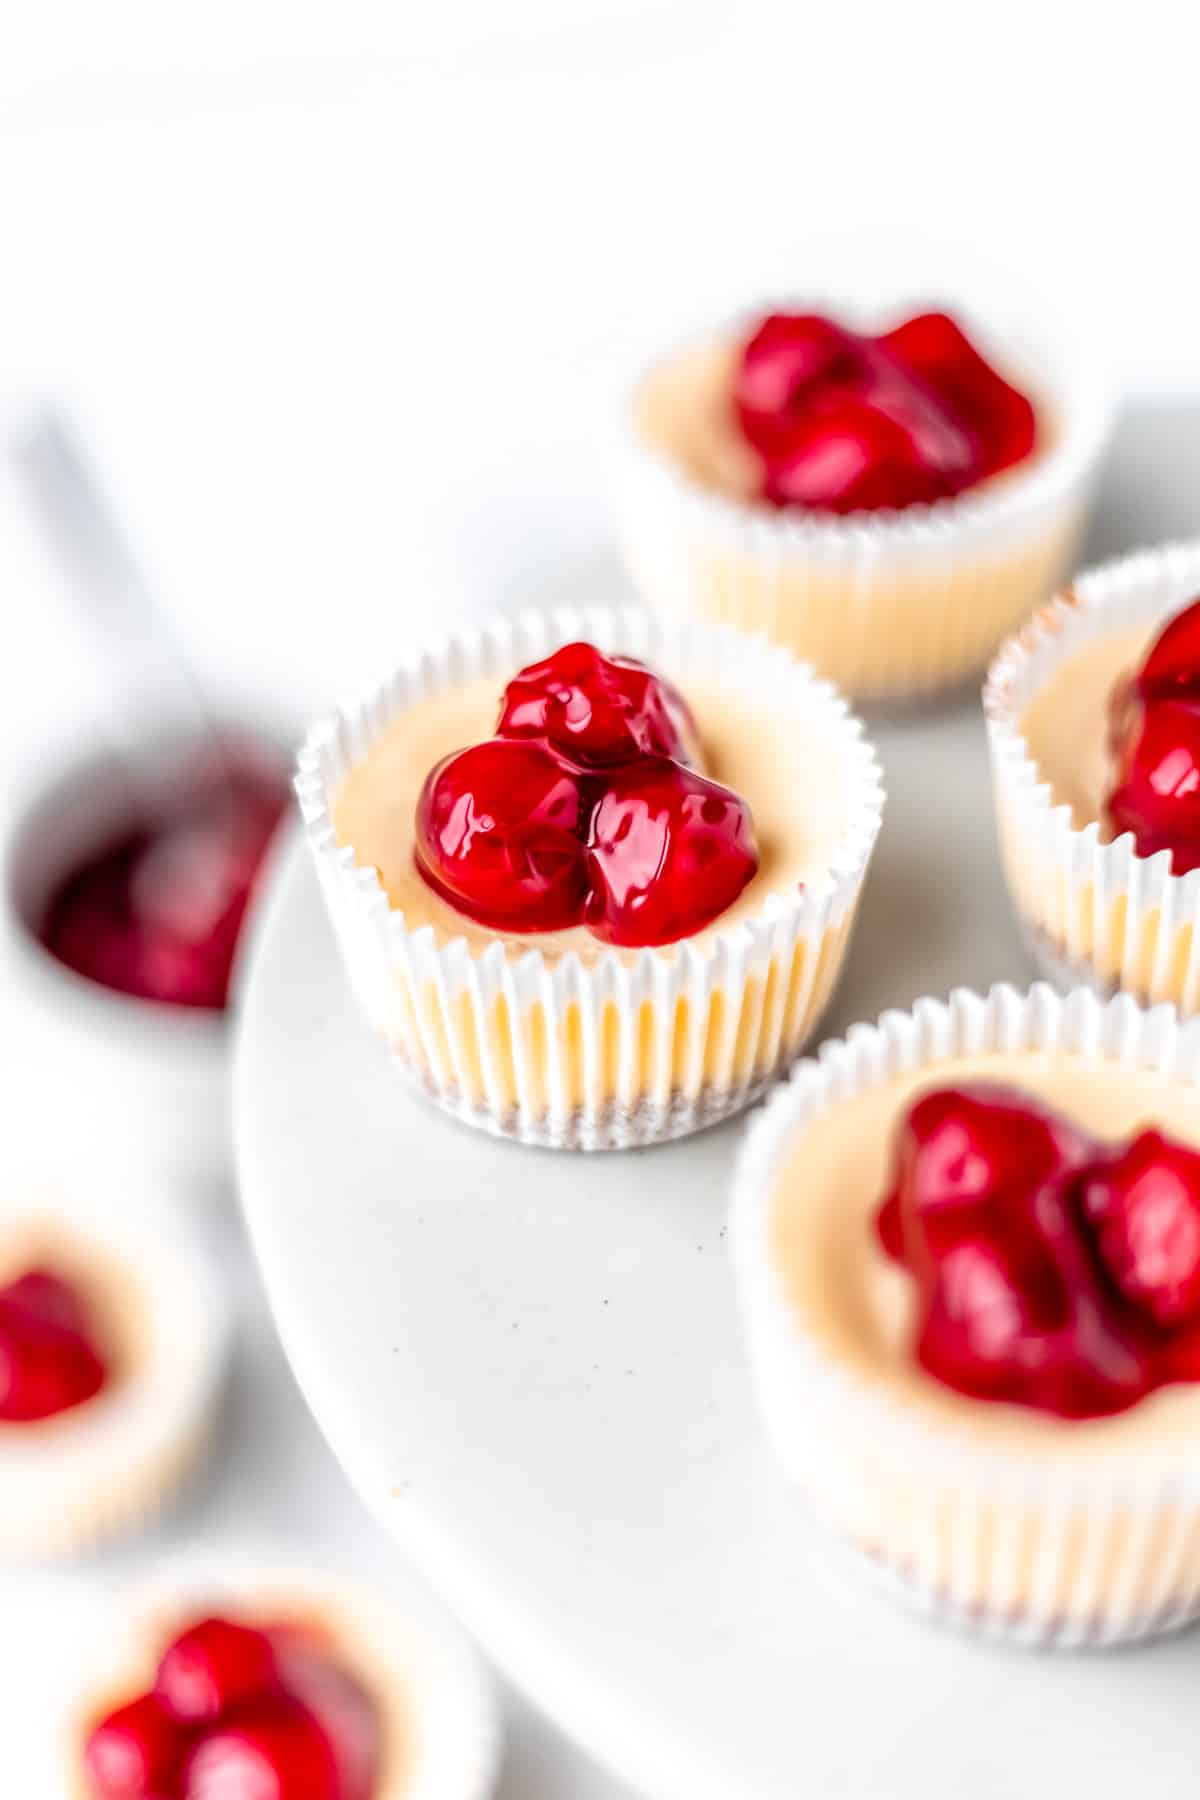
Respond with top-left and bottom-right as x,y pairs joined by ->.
2,725 -> 290,1191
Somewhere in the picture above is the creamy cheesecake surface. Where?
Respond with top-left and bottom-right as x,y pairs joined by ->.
334,672 -> 854,960
1019,624 -> 1153,831
771,1048 -> 1200,1461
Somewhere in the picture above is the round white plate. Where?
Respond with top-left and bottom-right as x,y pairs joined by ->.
237,690 -> 1200,1800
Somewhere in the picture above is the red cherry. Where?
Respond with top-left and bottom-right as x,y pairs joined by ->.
761,398 -> 956,514
1081,1130 -> 1200,1327
181,1698 -> 339,1800
1107,697 -> 1200,873
415,739 -> 590,932
915,1197 -> 1156,1419
271,1636 -> 380,1800
878,1085 -> 1160,1419
497,641 -> 697,769
733,307 -> 1036,512
156,1616 -> 280,1722
0,1267 -> 106,1422
1165,1320 -> 1200,1383
916,1229 -> 1069,1398
880,310 -> 1037,476
83,1692 -> 186,1797
0,1268 -> 92,1335
875,1193 -> 904,1259
884,1083 -> 1083,1250
848,347 -> 982,493
733,313 -> 866,458
584,759 -> 757,946
1134,597 -> 1200,703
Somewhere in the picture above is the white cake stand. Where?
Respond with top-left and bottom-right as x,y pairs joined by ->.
236,654 -> 1200,1798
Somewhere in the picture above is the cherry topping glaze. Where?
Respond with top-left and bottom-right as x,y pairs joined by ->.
156,1617 -> 280,1722
0,1265 -> 107,1423
1106,599 -> 1200,873
584,760 -> 758,947
40,750 -> 289,1012
497,641 -> 696,769
1108,696 -> 1200,875
272,1636 -> 380,1800
83,1611 -> 381,1800
877,1084 -> 1200,1418
181,1698 -> 340,1800
1129,596 -> 1200,706
1081,1131 -> 1200,1329
415,739 -> 591,932
413,643 -> 760,946
734,314 -> 866,460
83,1693 -> 183,1798
733,308 -> 1037,513
762,398 -> 957,515
878,311 -> 1036,478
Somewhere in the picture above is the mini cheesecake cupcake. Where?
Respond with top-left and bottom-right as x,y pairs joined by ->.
733,982 -> 1200,1646
0,1183 -> 228,1557
621,301 -> 1109,706
986,541 -> 1200,1010
71,1559 -> 498,1800
297,606 -> 884,1150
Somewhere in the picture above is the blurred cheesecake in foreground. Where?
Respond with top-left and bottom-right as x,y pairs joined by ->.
73,1566 -> 498,1800
0,1186 -> 227,1557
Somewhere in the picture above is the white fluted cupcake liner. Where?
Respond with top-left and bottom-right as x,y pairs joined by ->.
66,1551 -> 499,1800
986,540 -> 1200,1012
619,304 -> 1110,707
0,1179 -> 229,1560
731,982 -> 1200,1647
296,605 -> 884,1150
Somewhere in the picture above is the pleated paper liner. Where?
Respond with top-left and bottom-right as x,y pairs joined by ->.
986,540 -> 1200,1011
620,303 -> 1110,706
297,605 -> 884,1149
732,982 -> 1200,1646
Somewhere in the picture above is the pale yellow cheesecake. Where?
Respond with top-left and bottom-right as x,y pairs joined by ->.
298,607 -> 884,1149
70,1567 -> 498,1800
0,1189 -> 228,1559
733,983 -> 1200,1645
622,313 -> 1108,707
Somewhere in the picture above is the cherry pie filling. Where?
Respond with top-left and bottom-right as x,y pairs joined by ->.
1106,594 -> 1200,874
414,642 -> 760,947
731,308 -> 1038,514
82,1611 -> 383,1800
40,749 -> 290,1012
0,1266 -> 107,1423
877,1083 -> 1200,1418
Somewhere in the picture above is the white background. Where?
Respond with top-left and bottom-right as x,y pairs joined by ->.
1,4 -> 1197,1792
3,0 -> 1199,742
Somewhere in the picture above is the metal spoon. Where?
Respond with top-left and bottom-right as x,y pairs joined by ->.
14,408 -> 230,816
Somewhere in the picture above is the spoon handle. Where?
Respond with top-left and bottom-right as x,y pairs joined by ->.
15,410 -> 222,809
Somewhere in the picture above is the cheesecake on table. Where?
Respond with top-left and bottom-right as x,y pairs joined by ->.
297,608 -> 883,1149
623,299 -> 1109,705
